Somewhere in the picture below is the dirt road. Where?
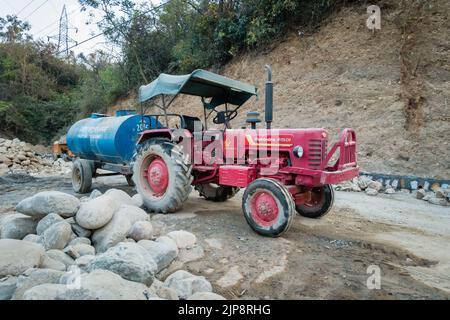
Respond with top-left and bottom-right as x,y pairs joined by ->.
1,173 -> 449,300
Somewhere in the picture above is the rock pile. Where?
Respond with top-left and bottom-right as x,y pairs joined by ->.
416,187 -> 450,207
335,176 -> 395,196
335,176 -> 450,207
0,189 -> 222,300
0,138 -> 71,176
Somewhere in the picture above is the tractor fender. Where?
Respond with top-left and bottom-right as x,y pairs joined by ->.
137,128 -> 193,145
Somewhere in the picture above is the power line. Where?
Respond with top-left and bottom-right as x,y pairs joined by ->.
23,0 -> 50,20
35,6 -> 80,36
57,0 -> 171,55
16,0 -> 36,16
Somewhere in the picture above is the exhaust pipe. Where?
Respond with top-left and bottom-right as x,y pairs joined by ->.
264,65 -> 273,130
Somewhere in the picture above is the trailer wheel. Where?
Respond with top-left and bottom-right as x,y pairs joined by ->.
132,138 -> 193,213
195,183 -> 240,202
72,159 -> 92,194
242,178 -> 295,237
125,174 -> 135,187
296,185 -> 334,219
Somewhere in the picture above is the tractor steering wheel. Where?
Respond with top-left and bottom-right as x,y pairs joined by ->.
213,110 -> 238,125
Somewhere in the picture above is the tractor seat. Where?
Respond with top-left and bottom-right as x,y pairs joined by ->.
181,115 -> 204,133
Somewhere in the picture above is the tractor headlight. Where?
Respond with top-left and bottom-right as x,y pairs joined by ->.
293,146 -> 304,158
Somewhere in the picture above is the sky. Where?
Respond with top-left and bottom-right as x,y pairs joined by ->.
0,0 -> 160,56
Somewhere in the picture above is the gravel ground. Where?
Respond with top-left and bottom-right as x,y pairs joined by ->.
1,173 -> 449,299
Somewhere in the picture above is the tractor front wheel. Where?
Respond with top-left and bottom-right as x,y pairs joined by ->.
195,183 -> 240,202
132,138 -> 193,213
295,184 -> 334,219
72,159 -> 93,194
242,178 -> 295,237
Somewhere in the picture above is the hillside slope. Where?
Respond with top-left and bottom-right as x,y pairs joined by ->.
163,1 -> 449,180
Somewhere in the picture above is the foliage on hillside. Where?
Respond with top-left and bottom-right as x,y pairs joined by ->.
0,16 -> 125,144
80,0 -> 353,91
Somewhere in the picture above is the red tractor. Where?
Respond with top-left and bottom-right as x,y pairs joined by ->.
130,66 -> 359,237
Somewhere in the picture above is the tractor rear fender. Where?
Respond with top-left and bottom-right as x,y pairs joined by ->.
137,129 -> 193,145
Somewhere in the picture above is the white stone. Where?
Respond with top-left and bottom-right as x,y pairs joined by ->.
164,270 -> 212,299
86,242 -> 157,285
42,222 -> 72,250
36,213 -> 64,235
92,205 -> 149,253
132,194 -> 144,207
104,189 -> 135,206
167,230 -> 197,249
0,276 -> 17,300
137,240 -> 177,273
128,221 -> 153,241
23,270 -> 150,300
0,214 -> 38,240
12,268 -> 66,300
0,240 -> 45,277
16,191 -> 80,219
75,195 -> 119,230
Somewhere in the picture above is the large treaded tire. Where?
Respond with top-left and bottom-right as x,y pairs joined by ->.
195,183 -> 240,202
242,178 -> 295,237
72,158 -> 93,194
295,184 -> 335,219
132,138 -> 193,213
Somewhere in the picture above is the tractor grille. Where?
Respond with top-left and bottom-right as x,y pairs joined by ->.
308,139 -> 325,169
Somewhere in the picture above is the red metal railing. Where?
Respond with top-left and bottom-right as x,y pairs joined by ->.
325,129 -> 357,171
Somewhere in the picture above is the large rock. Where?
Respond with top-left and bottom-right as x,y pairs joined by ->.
416,189 -> 427,199
46,250 -> 75,269
0,240 -> 45,277
16,191 -> 80,219
132,194 -> 144,207
71,223 -> 92,238
0,276 -> 17,300
368,180 -> 383,191
156,236 -> 179,255
92,205 -> 149,253
167,230 -> 197,249
365,188 -> 378,196
128,221 -> 153,242
138,240 -> 177,273
69,237 -> 91,246
24,270 -> 150,300
104,189 -> 135,206
41,255 -> 66,271
164,270 -> 212,299
187,292 -> 226,300
428,197 -> 449,206
75,195 -> 119,230
0,214 -> 38,239
12,268 -> 66,300
357,176 -> 372,190
64,244 -> 95,259
86,242 -> 157,285
23,234 -> 42,245
36,213 -> 64,235
42,222 -> 72,250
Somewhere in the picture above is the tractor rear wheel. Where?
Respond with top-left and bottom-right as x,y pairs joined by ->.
242,178 -> 295,237
195,183 -> 240,202
132,138 -> 193,213
72,159 -> 93,194
295,184 -> 334,219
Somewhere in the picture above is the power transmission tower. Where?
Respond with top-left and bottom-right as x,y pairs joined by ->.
48,4 -> 78,58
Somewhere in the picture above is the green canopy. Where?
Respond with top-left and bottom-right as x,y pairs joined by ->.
139,69 -> 257,109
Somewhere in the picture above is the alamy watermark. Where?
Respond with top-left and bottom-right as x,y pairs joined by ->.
366,265 -> 381,290
367,5 -> 381,30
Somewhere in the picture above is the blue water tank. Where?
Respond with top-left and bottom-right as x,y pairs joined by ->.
67,114 -> 163,164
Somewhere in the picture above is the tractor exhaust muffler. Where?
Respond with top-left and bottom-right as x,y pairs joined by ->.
264,65 -> 273,130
